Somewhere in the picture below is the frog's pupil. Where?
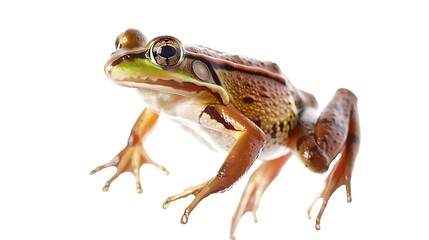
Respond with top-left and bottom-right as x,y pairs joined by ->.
157,45 -> 176,59
115,37 -> 120,49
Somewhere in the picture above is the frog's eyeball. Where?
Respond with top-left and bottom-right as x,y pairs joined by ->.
116,29 -> 147,50
150,37 -> 184,68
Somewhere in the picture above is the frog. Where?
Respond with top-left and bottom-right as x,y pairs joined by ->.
90,28 -> 360,239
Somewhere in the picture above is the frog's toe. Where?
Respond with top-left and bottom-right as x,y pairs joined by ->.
90,155 -> 121,176
131,167 -> 143,193
102,171 -> 121,192
162,180 -> 210,209
307,144 -> 355,230
142,151 -> 169,176
230,185 -> 259,240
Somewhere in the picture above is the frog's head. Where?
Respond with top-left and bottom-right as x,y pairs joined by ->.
105,29 -> 229,104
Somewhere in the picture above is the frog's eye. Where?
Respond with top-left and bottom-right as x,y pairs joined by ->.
149,37 -> 184,68
115,29 -> 147,50
115,37 -> 122,50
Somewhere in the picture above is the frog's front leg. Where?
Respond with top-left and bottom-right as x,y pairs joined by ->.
163,104 -> 266,224
90,108 -> 169,193
288,88 -> 360,230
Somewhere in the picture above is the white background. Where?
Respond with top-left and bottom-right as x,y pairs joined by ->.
1,0 -> 428,239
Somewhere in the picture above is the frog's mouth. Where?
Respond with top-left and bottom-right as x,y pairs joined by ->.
114,75 -> 229,105
105,50 -> 229,104
118,77 -> 226,104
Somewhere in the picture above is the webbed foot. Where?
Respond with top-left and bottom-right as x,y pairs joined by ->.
307,129 -> 360,230
230,153 -> 290,239
91,145 -> 168,193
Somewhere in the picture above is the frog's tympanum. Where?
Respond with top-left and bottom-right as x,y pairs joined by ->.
91,29 -> 360,239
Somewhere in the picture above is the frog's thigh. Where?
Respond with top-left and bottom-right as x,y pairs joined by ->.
289,88 -> 359,173
293,88 -> 360,230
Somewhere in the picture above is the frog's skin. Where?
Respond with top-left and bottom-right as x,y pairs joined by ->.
91,29 -> 360,239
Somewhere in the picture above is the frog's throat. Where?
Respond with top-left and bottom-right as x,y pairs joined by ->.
117,77 -> 228,104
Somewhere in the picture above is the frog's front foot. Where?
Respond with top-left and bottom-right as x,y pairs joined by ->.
163,104 -> 265,229
90,144 -> 169,193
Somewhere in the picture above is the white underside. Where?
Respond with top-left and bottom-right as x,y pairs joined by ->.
137,88 -> 290,160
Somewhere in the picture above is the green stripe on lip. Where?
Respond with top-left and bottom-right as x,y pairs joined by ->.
110,51 -> 149,67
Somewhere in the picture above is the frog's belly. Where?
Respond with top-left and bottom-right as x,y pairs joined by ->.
172,117 -> 290,161
173,117 -> 236,152
137,88 -> 290,160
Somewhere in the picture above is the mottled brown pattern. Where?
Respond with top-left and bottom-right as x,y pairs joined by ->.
216,69 -> 299,146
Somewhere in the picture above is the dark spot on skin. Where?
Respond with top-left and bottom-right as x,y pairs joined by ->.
243,97 -> 255,104
348,134 -> 360,143
287,122 -> 293,133
318,118 -> 334,125
253,119 -> 262,128
270,124 -> 277,139
296,133 -> 315,151
318,118 -> 346,134
259,91 -> 271,98
260,85 -> 268,92
310,145 -> 319,153
279,122 -> 284,132
242,93 -> 256,104
200,106 -> 237,131
318,137 -> 329,148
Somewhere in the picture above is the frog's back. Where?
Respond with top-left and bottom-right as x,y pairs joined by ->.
186,45 -> 302,160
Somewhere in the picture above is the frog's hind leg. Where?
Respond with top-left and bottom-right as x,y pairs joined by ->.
230,153 -> 291,240
288,88 -> 360,230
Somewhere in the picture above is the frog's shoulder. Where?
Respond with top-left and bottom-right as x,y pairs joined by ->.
185,45 -> 281,74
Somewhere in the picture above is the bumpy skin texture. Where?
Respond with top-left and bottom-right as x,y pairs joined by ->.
185,45 -> 302,159
91,29 -> 361,240
217,70 -> 298,152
